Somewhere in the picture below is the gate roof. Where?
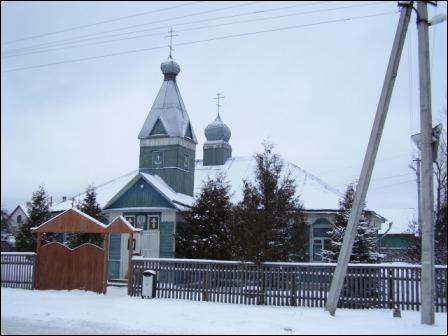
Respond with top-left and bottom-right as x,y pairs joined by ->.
31,208 -> 108,233
107,216 -> 142,234
31,208 -> 142,234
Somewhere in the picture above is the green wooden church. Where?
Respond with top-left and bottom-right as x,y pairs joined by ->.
52,53 -> 386,280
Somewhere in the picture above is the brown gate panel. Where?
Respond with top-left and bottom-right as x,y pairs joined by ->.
36,242 -> 105,293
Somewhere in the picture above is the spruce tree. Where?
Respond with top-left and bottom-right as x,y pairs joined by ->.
176,173 -> 233,260
1,209 -> 10,235
321,182 -> 380,263
233,142 -> 308,263
67,185 -> 105,248
15,186 -> 51,252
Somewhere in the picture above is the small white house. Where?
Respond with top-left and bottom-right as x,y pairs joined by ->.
7,204 -> 29,234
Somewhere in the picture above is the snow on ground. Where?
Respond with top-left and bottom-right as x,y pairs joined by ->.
1,287 -> 446,335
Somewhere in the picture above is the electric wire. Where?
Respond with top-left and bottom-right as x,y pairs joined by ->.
1,1 -> 205,45
3,1 -> 332,56
1,10 -> 398,74
2,2 -> 392,59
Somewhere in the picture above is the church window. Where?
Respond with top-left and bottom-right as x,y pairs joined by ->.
148,216 -> 159,230
124,216 -> 135,227
152,151 -> 163,168
136,215 -> 147,230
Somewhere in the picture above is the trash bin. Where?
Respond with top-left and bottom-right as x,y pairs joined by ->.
142,270 -> 157,299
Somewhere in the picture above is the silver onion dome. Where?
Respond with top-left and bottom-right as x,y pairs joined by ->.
161,57 -> 180,77
205,114 -> 231,142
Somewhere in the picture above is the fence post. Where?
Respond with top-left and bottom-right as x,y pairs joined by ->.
203,264 -> 209,302
290,271 -> 297,306
31,253 -> 37,289
388,268 -> 395,309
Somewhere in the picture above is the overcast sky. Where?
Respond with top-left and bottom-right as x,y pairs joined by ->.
1,1 -> 447,232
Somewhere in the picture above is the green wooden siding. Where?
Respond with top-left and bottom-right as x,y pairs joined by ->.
203,146 -> 231,166
106,178 -> 174,209
160,221 -> 175,258
139,144 -> 195,196
381,235 -> 413,248
108,233 -> 121,279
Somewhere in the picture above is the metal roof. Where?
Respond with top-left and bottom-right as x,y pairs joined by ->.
138,57 -> 197,143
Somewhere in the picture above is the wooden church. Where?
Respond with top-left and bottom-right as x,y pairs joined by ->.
51,53 -> 386,280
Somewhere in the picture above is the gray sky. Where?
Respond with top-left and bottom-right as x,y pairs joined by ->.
1,1 -> 447,232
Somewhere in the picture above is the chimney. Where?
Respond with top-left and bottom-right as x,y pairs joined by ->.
62,196 -> 67,202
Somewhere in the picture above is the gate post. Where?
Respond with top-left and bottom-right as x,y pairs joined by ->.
103,232 -> 109,294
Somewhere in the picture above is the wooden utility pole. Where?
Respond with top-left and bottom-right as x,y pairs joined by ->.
416,0 -> 435,325
325,2 -> 413,316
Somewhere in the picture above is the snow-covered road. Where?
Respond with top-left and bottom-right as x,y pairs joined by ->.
1,287 -> 446,335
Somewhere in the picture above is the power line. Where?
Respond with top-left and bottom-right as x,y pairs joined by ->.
371,179 -> 415,190
2,1 -> 392,59
3,1 -> 339,56
2,1 -> 264,54
1,10 -> 397,74
1,1 -> 205,45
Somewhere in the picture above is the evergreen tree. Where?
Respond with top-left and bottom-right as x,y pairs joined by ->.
1,209 -> 10,234
67,186 -> 105,248
15,186 -> 51,252
232,142 -> 308,263
403,220 -> 421,264
321,182 -> 380,263
176,173 -> 233,260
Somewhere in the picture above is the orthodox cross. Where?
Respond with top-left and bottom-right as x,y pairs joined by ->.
213,92 -> 225,116
149,217 -> 158,230
165,28 -> 178,58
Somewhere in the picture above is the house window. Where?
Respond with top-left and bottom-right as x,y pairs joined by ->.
17,215 -> 22,224
136,215 -> 147,230
148,216 -> 159,230
124,216 -> 135,227
313,238 -> 332,261
152,151 -> 163,168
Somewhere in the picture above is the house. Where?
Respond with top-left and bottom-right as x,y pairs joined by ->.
6,204 -> 30,235
380,233 -> 415,262
46,52 -> 386,280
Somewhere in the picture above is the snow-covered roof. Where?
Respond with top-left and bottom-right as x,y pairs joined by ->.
138,58 -> 197,143
194,156 -> 343,209
51,171 -> 195,213
51,171 -> 140,212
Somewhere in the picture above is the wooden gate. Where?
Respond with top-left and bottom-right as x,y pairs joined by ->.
35,242 -> 105,293
31,208 -> 141,294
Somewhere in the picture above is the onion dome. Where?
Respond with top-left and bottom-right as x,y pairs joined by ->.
161,56 -> 180,80
205,114 -> 231,142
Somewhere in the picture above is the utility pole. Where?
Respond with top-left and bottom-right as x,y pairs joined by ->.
416,0 -> 435,326
409,157 -> 422,234
324,2 -> 413,316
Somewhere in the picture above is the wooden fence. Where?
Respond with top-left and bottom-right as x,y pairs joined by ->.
1,252 -> 36,290
130,258 -> 447,312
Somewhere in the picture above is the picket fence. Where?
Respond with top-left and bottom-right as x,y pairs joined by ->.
1,252 -> 36,290
130,258 -> 447,312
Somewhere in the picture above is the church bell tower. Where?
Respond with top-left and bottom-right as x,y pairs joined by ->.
138,54 -> 197,196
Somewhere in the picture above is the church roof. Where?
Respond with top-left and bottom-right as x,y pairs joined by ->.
195,156 -> 343,209
138,57 -> 197,143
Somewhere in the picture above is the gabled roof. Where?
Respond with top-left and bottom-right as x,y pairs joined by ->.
138,61 -> 197,143
6,204 -> 30,221
107,216 -> 142,234
103,172 -> 195,211
31,208 -> 107,233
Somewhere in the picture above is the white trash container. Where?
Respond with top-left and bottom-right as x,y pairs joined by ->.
142,270 -> 157,298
